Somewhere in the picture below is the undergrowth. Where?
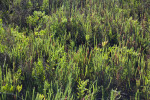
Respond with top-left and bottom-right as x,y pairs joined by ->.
0,0 -> 150,99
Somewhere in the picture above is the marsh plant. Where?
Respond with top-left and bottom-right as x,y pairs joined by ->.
0,0 -> 150,100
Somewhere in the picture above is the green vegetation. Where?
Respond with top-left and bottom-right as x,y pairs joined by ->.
0,0 -> 150,99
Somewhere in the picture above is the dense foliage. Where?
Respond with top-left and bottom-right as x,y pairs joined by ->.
0,0 -> 150,99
